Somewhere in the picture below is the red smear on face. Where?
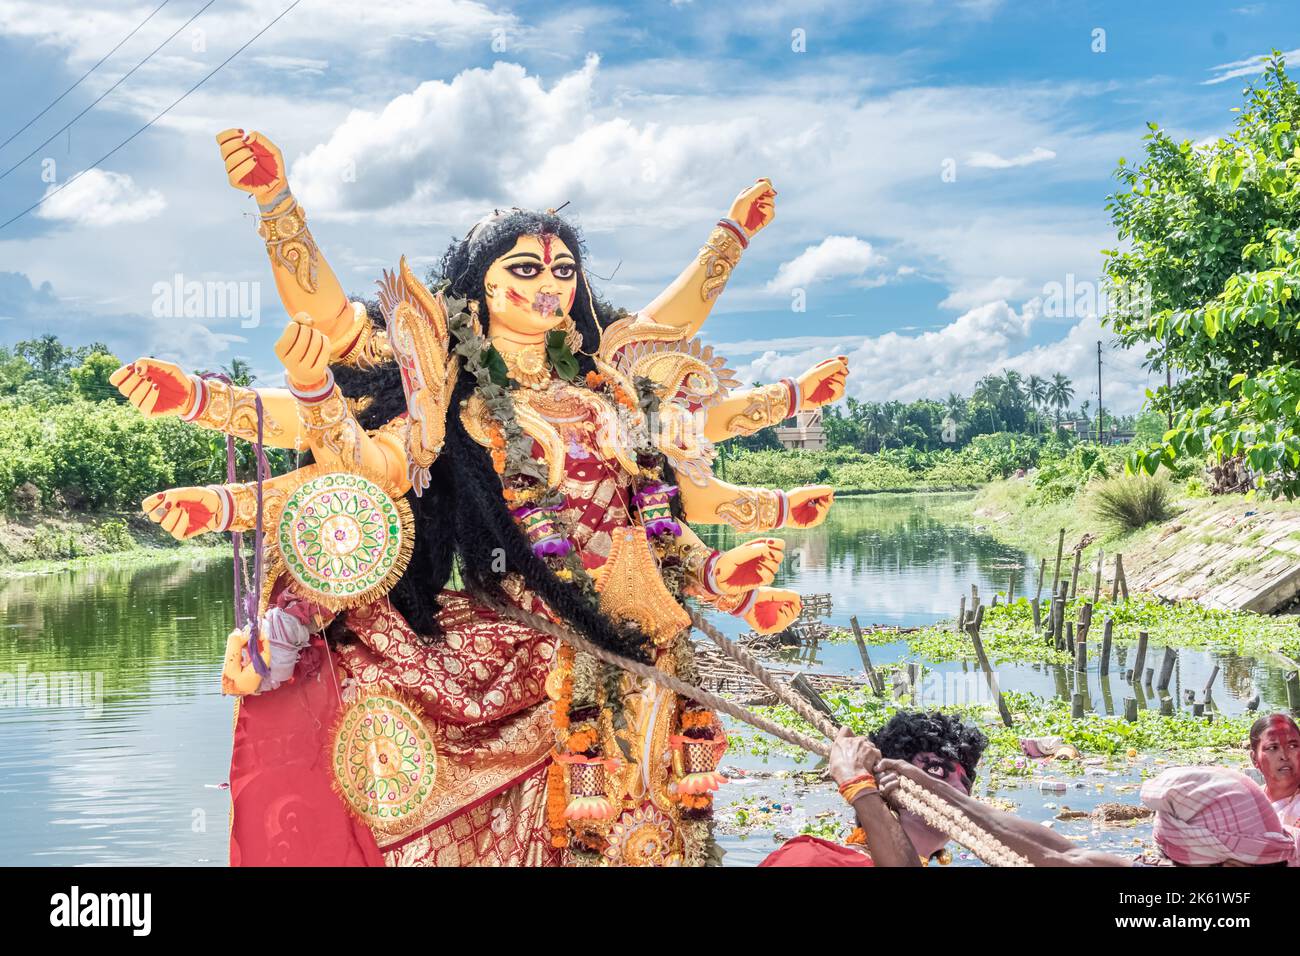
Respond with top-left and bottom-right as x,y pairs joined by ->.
176,498 -> 215,533
753,598 -> 787,630
743,191 -> 772,232
722,554 -> 769,589
238,138 -> 280,188
540,233 -> 555,265
506,288 -> 528,307
791,494 -> 830,526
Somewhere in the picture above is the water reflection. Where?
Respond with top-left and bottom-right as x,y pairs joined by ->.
0,493 -> 1289,866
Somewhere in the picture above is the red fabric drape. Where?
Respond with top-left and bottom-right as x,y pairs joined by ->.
759,835 -> 875,868
228,642 -> 384,867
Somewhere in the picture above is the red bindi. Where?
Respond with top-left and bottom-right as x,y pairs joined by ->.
539,233 -> 554,265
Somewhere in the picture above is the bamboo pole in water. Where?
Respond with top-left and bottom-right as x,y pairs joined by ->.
1051,528 -> 1065,596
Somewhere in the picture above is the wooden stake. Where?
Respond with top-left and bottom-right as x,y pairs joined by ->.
1286,671 -> 1300,712
1092,548 -> 1104,605
1156,647 -> 1177,692
966,605 -> 1013,727
791,672 -> 835,716
1202,664 -> 1219,704
1099,618 -> 1113,676
1124,697 -> 1138,722
1110,553 -> 1121,602
1031,597 -> 1041,632
956,595 -> 966,634
1069,548 -> 1082,601
1132,631 -> 1149,683
1035,557 -> 1047,603
1051,528 -> 1065,595
1071,692 -> 1086,718
849,616 -> 885,697
1117,554 -> 1129,601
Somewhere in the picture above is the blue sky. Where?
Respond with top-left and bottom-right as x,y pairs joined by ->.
0,0 -> 1296,413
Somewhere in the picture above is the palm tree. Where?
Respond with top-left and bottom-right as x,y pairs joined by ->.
1047,373 -> 1074,427
222,359 -> 255,387
1025,374 -> 1048,434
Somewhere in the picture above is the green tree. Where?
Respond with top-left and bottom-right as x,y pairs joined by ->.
15,334 -> 72,385
1108,56 -> 1300,494
69,350 -> 125,403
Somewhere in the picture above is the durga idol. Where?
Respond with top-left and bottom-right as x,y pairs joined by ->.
111,128 -> 849,866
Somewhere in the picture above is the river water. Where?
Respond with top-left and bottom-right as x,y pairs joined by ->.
0,493 -> 1287,866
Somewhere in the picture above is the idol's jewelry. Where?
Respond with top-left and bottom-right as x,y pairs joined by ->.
496,341 -> 552,390
716,488 -> 786,532
724,381 -> 795,436
334,301 -> 392,368
257,185 -> 293,214
290,369 -> 364,467
181,375 -> 289,443
257,197 -> 319,295
781,377 -> 801,415
697,220 -> 746,302
209,482 -> 289,532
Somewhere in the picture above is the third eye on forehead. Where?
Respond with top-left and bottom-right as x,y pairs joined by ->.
502,251 -> 575,263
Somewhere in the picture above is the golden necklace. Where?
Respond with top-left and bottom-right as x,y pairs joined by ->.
495,340 -> 552,390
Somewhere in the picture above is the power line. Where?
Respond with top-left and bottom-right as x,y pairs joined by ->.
0,0 -> 172,152
0,0 -> 305,233
0,0 -> 219,181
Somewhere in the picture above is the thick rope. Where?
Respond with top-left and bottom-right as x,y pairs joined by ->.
689,610 -> 838,738
688,610 -> 1030,866
488,598 -> 1031,866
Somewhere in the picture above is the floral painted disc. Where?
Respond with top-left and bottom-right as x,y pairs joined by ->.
602,805 -> 679,867
331,691 -> 438,835
276,471 -> 410,610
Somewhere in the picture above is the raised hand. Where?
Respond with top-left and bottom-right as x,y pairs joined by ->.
714,537 -> 785,593
829,726 -> 883,787
728,178 -> 776,237
275,312 -> 331,389
142,487 -> 223,540
797,356 -> 849,408
786,486 -> 834,528
110,358 -> 195,417
744,587 -> 801,634
217,128 -> 287,201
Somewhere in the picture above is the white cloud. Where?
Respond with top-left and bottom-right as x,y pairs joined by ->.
34,169 -> 166,227
765,236 -> 882,293
732,297 -> 1153,414
939,276 -> 1028,311
966,146 -> 1056,168
1204,48 -> 1299,85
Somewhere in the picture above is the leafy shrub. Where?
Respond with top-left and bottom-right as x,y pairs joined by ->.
1090,475 -> 1175,532
98,518 -> 134,551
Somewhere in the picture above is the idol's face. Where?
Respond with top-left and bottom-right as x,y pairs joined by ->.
482,233 -> 578,339
1252,717 -> 1300,796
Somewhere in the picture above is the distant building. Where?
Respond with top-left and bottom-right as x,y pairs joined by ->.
774,408 -> 827,450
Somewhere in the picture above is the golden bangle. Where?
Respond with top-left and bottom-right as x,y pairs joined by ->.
716,487 -> 782,532
257,198 -> 319,294
697,225 -> 744,301
724,381 -> 793,436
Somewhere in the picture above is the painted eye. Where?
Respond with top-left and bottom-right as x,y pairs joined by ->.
506,264 -> 541,279
553,264 -> 576,280
926,764 -> 945,778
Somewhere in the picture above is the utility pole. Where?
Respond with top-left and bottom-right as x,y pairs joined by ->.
1096,340 -> 1104,445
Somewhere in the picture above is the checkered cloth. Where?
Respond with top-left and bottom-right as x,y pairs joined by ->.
1141,766 -> 1298,866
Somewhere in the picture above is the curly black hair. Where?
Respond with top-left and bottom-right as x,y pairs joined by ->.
321,210 -> 653,665
870,710 -> 988,786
